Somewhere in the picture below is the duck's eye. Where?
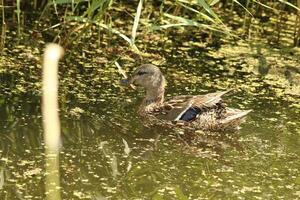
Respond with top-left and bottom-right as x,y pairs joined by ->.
137,71 -> 147,76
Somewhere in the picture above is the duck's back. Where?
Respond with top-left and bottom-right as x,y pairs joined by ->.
149,91 -> 251,131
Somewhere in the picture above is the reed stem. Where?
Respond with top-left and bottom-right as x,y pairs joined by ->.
42,43 -> 64,200
0,0 -> 6,52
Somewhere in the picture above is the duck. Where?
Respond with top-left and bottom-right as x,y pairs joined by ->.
121,64 -> 251,132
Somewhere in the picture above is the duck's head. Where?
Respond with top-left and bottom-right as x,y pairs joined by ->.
121,64 -> 165,91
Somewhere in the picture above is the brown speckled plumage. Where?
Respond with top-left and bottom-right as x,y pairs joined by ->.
121,64 -> 251,132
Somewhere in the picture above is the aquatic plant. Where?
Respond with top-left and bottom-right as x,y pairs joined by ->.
0,0 -> 299,49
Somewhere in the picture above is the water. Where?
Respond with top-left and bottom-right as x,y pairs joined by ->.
0,41 -> 299,199
1,96 -> 299,199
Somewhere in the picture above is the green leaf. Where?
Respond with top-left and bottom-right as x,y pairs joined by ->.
196,0 -> 222,23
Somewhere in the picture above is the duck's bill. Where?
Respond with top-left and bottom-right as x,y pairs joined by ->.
120,78 -> 136,89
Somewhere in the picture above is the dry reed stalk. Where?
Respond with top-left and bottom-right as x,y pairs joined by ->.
0,0 -> 6,52
42,43 -> 64,200
295,0 -> 300,45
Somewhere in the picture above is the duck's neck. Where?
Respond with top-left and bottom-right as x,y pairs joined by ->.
139,85 -> 165,114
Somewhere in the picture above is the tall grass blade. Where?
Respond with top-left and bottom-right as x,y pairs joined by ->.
52,0 -> 58,15
66,16 -> 140,51
154,13 -> 236,37
71,0 -> 75,13
16,0 -> 21,35
209,0 -> 220,6
48,0 -> 83,5
163,13 -> 199,26
178,2 -> 215,23
131,0 -> 143,45
279,0 -> 300,11
1,0 -> 6,52
252,0 -> 278,12
195,0 -> 222,23
153,21 -> 219,33
233,0 -> 253,17
83,0 -> 105,18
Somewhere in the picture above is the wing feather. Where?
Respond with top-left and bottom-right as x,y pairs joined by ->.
154,90 -> 231,121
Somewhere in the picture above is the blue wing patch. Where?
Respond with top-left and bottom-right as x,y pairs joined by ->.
179,107 -> 202,122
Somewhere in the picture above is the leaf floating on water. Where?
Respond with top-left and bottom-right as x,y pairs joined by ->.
73,191 -> 90,199
126,161 -> 132,172
70,107 -> 85,118
99,141 -> 108,149
24,168 -> 42,177
122,138 -> 131,156
110,155 -> 120,178
92,193 -> 108,200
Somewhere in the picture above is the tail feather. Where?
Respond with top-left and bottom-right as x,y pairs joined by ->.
220,109 -> 252,125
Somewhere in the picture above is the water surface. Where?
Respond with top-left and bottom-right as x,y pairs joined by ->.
0,42 -> 299,199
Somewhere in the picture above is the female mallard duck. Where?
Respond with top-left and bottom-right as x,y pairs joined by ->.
121,64 -> 251,132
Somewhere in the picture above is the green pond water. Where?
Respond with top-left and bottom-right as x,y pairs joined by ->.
0,40 -> 300,199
